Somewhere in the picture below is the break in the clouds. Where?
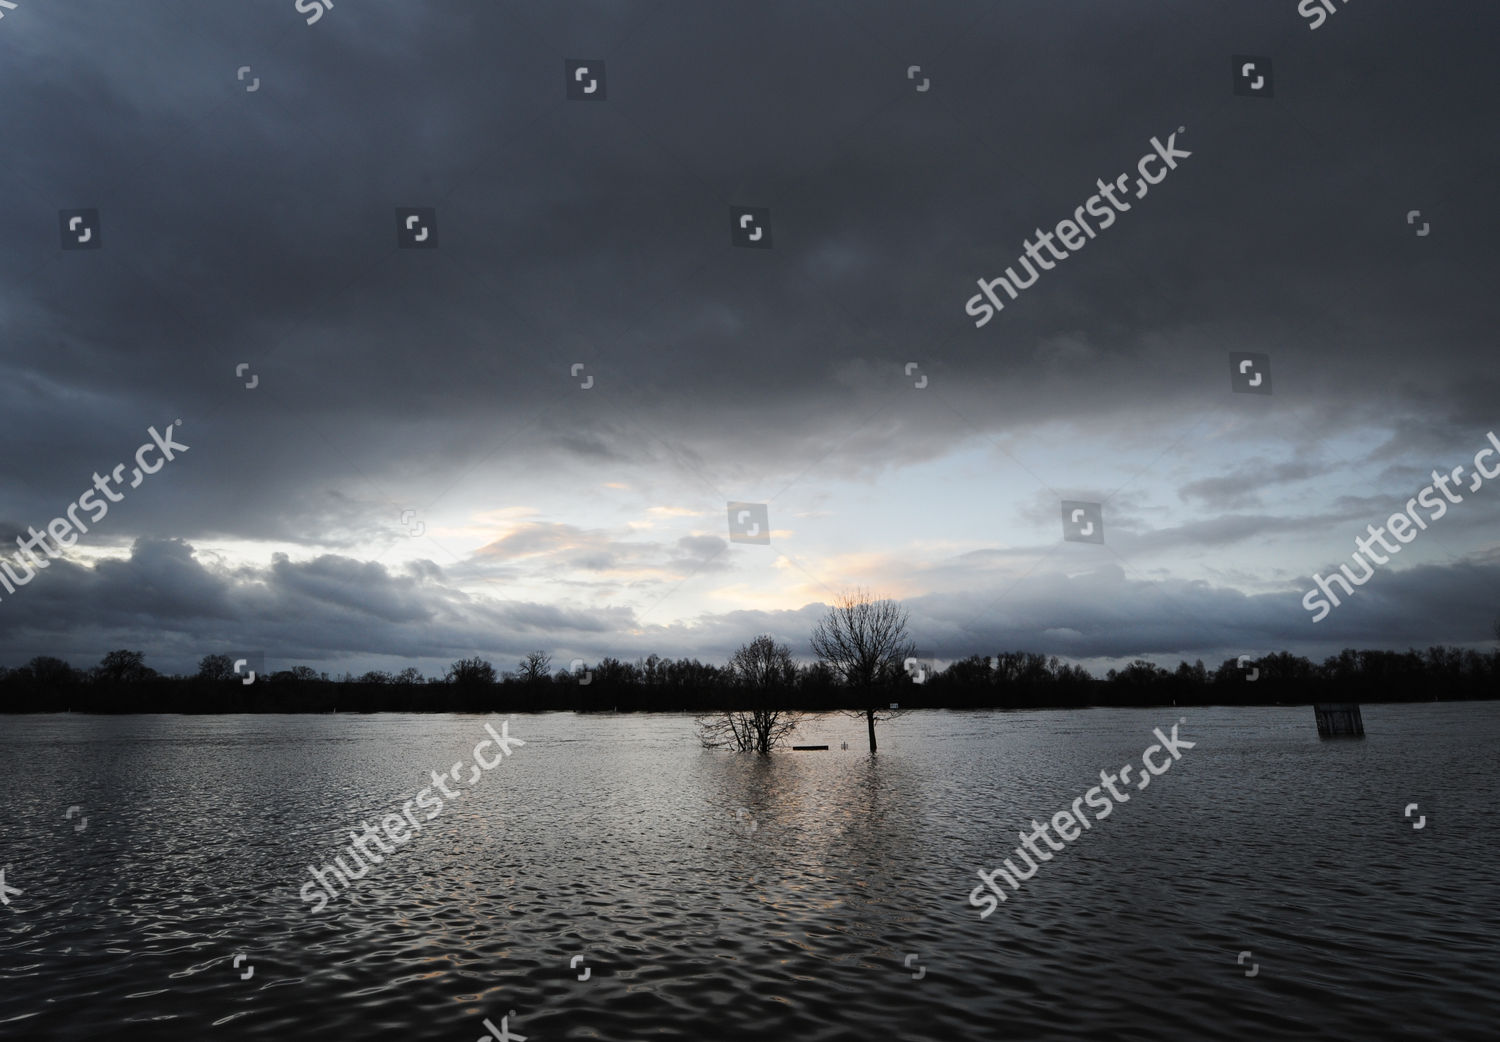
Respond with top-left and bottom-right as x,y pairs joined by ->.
1,1 -> 1496,676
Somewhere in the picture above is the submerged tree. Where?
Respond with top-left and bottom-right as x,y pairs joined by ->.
697,635 -> 800,754
809,588 -> 915,753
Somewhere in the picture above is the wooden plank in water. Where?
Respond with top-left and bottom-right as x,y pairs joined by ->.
791,745 -> 829,751
1314,702 -> 1365,739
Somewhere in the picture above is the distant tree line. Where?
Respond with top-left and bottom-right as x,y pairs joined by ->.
3,643 -> 1495,716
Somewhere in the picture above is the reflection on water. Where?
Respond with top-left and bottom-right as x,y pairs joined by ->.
1,704 -> 1497,1041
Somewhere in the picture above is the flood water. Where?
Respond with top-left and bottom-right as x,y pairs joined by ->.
1,703 -> 1496,1040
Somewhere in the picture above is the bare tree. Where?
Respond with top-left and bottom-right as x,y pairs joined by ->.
809,588 -> 916,752
696,711 -> 754,752
24,656 -> 77,689
696,635 -> 801,754
518,649 -> 552,684
730,634 -> 797,689
445,657 -> 496,687
196,653 -> 235,682
94,649 -> 155,686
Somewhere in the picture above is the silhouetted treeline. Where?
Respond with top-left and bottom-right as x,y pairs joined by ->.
1,646 -> 1496,713
920,649 -> 1499,709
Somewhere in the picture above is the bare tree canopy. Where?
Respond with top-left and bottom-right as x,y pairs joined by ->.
729,634 -> 798,690
445,657 -> 496,687
697,635 -> 801,755
518,650 -> 552,684
196,653 -> 235,682
94,649 -> 155,686
809,588 -> 916,752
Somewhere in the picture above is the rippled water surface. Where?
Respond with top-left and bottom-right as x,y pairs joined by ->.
2,705 -> 1497,1040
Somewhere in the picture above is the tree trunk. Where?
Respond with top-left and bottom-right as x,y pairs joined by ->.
866,706 -> 877,753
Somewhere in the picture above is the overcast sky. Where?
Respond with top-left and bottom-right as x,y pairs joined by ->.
1,0 -> 1497,679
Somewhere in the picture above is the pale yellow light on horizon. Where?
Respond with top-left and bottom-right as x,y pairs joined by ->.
703,582 -> 810,612
467,505 -> 539,526
769,548 -> 928,602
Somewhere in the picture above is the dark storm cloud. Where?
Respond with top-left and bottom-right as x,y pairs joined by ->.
1179,459 -> 1323,509
0,536 -> 640,675
5,2 -> 1496,506
901,559 -> 1500,667
268,551 -> 432,623
4,541 -> 1496,678
2,1 -> 1496,670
